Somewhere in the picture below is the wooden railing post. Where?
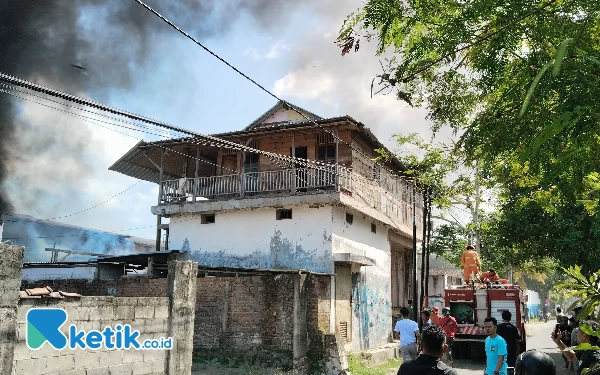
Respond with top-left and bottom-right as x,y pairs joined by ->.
291,132 -> 296,194
240,172 -> 245,198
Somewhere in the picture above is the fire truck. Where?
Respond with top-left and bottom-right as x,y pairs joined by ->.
444,283 -> 527,359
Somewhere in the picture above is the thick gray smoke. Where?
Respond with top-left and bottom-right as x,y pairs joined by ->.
0,0 -> 306,215
1,214 -> 139,262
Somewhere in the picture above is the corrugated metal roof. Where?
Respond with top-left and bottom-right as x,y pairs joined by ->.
92,249 -> 182,265
107,140 -> 180,183
108,115 -> 408,183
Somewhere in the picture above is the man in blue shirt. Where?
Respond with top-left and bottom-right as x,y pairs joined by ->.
484,317 -> 508,375
394,306 -> 421,363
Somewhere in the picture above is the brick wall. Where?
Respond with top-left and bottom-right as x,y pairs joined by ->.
0,244 -> 25,375
307,275 -> 331,334
12,296 -> 170,375
20,276 -> 168,297
194,275 -> 295,351
193,274 -> 331,367
306,275 -> 332,370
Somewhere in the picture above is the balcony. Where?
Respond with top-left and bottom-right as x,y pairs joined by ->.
156,165 -> 423,233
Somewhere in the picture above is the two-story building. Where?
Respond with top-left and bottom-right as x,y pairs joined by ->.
109,101 -> 423,351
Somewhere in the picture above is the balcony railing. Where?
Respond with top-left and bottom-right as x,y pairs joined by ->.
160,165 -> 423,230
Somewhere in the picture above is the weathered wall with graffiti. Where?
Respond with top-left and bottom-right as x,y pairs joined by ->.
331,207 -> 392,351
168,205 -> 334,273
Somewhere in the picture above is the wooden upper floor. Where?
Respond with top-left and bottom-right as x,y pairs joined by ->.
109,101 -> 423,231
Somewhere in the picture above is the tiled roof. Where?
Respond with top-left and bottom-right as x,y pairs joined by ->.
19,285 -> 82,299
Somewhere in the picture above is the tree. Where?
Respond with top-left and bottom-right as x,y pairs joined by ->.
338,0 -> 600,271
375,132 -> 482,237
557,265 -> 600,319
382,132 -> 558,281
429,223 -> 468,267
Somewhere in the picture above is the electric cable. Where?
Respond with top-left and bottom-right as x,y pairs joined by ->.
0,78 -> 424,241
0,71 -> 378,175
133,0 -> 420,188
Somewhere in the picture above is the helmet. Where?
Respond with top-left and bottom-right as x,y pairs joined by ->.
442,307 -> 451,316
515,350 -> 556,375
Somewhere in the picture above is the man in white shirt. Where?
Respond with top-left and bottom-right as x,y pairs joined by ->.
394,306 -> 421,363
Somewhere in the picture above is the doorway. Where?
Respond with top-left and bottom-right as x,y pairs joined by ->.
335,263 -> 352,344
222,154 -> 237,175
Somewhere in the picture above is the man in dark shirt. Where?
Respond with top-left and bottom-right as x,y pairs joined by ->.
496,310 -> 520,368
552,320 -> 600,375
397,325 -> 458,375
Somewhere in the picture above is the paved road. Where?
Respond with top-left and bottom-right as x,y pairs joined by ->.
453,321 -> 573,375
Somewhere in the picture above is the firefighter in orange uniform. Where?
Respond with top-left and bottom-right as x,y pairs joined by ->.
480,269 -> 501,284
430,306 -> 441,325
461,244 -> 481,283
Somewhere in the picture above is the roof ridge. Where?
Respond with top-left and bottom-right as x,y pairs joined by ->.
243,100 -> 322,131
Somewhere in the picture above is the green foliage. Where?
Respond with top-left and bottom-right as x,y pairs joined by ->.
429,224 -> 468,267
375,132 -> 477,210
523,268 -> 568,301
557,265 -> 600,319
338,0 -> 600,270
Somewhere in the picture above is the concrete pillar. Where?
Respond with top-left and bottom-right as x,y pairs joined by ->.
165,260 -> 198,375
0,244 -> 25,375
293,273 -> 309,373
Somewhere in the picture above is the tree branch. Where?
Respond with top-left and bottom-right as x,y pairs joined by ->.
399,0 -> 558,83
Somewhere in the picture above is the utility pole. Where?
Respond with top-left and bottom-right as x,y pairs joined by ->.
412,182 -> 418,323
420,187 -> 428,314
472,163 -> 481,252
156,151 -> 165,252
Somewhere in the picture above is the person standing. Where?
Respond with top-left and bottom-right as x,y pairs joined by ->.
394,306 -> 421,364
552,320 -> 600,375
407,300 -> 414,320
484,317 -> 508,375
496,311 -> 520,369
422,309 -> 435,330
431,306 -> 441,325
571,318 -> 580,372
397,325 -> 458,375
556,307 -> 565,322
557,315 -> 573,369
438,307 -> 458,367
461,244 -> 481,283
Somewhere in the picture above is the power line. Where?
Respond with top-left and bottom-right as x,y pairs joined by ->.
0,71 -> 423,224
0,180 -> 143,225
0,84 -> 407,214
0,82 -> 176,139
0,85 -> 240,175
0,76 -> 423,241
133,0 -> 420,187
0,72 -> 371,174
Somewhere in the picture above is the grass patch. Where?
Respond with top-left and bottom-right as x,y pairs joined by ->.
191,347 -> 293,371
348,355 -> 401,375
527,318 -> 540,323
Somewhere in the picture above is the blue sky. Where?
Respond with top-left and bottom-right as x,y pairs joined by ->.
4,0 -> 465,245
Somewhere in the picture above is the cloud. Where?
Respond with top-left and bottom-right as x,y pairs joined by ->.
244,40 -> 290,61
274,65 -> 335,103
244,48 -> 262,61
272,25 -> 455,151
266,41 -> 290,59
